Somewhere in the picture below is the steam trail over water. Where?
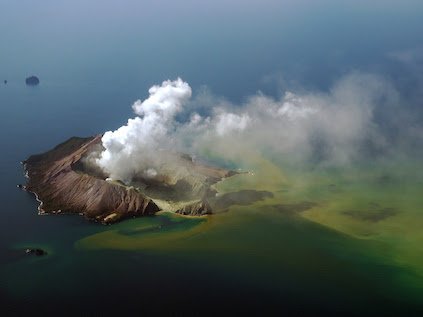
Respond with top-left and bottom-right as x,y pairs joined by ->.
95,73 -> 419,182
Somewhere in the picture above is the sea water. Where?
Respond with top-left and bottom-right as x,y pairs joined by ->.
1,1 -> 423,315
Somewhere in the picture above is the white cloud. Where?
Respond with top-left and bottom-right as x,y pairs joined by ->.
215,112 -> 251,136
387,47 -> 423,64
93,72 -> 403,181
96,78 -> 192,182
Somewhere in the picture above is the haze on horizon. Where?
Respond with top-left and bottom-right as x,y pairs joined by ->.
1,1 -> 423,315
1,1 -> 423,99
2,0 -> 423,186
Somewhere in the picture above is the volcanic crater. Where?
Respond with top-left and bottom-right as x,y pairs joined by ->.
22,135 -> 237,224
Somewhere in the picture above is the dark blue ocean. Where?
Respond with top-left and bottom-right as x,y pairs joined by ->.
1,1 -> 423,315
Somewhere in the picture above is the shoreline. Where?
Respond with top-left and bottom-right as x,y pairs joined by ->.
21,161 -> 60,215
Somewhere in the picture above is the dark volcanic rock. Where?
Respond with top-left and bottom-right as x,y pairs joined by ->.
23,135 -> 236,223
25,75 -> 40,86
176,199 -> 212,216
25,248 -> 47,256
24,136 -> 160,223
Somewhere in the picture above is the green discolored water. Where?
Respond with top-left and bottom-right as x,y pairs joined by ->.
1,149 -> 422,315
51,155 -> 421,315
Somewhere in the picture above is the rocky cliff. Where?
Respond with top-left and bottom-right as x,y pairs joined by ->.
23,135 -> 235,223
24,136 -> 159,223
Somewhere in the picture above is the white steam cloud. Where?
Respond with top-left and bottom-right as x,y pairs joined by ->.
96,78 -> 191,181
175,72 -> 396,166
95,73 -> 402,181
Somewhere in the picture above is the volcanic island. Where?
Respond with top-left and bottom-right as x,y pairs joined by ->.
21,135 -> 240,224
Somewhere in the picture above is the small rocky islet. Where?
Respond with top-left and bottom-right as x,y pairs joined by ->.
25,75 -> 40,86
25,248 -> 47,256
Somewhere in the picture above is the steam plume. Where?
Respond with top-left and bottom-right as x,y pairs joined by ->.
96,78 -> 191,181
94,73 -> 413,182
